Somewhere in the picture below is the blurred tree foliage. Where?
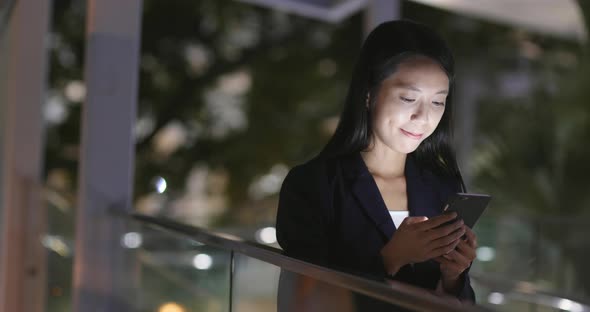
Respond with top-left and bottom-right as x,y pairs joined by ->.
46,0 -> 361,224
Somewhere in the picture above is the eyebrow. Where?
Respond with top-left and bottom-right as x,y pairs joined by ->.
398,84 -> 448,95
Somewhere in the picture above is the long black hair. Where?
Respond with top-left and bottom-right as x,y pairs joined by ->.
321,20 -> 465,190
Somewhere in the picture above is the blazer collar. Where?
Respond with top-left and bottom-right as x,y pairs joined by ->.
341,153 -> 439,240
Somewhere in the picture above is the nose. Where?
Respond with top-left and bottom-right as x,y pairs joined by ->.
410,101 -> 428,124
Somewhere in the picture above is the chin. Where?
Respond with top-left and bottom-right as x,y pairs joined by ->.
395,144 -> 420,154
397,137 -> 430,154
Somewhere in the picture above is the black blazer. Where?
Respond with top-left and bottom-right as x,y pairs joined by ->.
276,152 -> 475,301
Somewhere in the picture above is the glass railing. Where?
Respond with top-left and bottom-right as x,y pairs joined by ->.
471,272 -> 590,312
135,223 -> 232,311
147,213 -> 590,312
39,199 -> 590,312
44,186 -> 76,311
133,214 -> 490,312
460,214 -> 590,312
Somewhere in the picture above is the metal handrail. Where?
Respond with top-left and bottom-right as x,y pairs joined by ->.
133,213 -> 489,312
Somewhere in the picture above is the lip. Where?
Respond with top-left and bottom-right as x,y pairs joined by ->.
400,129 -> 423,140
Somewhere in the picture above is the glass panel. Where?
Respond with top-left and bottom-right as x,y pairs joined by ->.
44,196 -> 75,311
232,253 -> 429,312
471,215 -> 590,311
472,279 -> 590,312
232,253 -> 280,312
135,223 -> 231,312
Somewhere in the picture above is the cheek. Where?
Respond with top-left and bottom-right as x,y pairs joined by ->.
430,109 -> 445,129
376,104 -> 407,124
372,105 -> 391,125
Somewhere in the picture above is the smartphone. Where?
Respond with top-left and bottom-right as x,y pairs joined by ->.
442,193 -> 491,229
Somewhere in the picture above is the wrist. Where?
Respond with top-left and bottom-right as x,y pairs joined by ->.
441,270 -> 461,282
441,273 -> 461,293
381,247 -> 406,276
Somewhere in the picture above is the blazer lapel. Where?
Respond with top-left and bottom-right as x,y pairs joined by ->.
342,153 -> 395,240
405,155 -> 442,219
341,153 -> 443,242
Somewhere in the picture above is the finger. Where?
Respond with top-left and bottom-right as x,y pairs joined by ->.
426,237 -> 462,259
447,250 -> 471,269
440,259 -> 464,275
434,256 -> 452,265
456,241 -> 477,261
436,255 -> 462,271
425,219 -> 464,241
463,227 -> 477,248
404,216 -> 428,225
415,212 -> 457,231
433,254 -> 456,263
439,252 -> 465,267
438,259 -> 462,278
427,226 -> 466,250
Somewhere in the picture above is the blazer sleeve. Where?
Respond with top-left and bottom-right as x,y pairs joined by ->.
447,269 -> 475,302
441,174 -> 476,302
275,164 -> 333,266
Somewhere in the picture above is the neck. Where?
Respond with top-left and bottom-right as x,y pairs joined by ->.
360,140 -> 407,178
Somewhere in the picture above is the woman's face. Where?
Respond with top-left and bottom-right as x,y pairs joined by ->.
369,56 -> 449,155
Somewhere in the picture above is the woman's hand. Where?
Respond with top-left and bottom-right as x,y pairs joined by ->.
381,213 -> 465,275
435,226 -> 477,293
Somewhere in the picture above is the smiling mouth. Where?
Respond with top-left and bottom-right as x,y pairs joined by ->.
400,129 -> 423,140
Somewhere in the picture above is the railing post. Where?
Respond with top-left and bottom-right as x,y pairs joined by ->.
72,1 -> 143,311
364,0 -> 401,36
0,0 -> 51,311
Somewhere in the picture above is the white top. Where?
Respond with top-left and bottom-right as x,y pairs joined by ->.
389,210 -> 409,228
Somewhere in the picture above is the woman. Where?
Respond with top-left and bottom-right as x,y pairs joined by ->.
276,20 -> 477,302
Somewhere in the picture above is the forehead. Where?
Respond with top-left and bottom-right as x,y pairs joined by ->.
381,56 -> 449,92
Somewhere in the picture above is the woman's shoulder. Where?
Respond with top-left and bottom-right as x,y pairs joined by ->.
284,154 -> 329,185
285,152 -> 351,181
281,153 -> 346,195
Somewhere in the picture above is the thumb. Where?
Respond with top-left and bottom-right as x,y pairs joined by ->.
404,216 -> 428,225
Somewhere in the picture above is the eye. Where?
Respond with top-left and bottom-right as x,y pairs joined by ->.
432,101 -> 445,106
400,97 -> 415,103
